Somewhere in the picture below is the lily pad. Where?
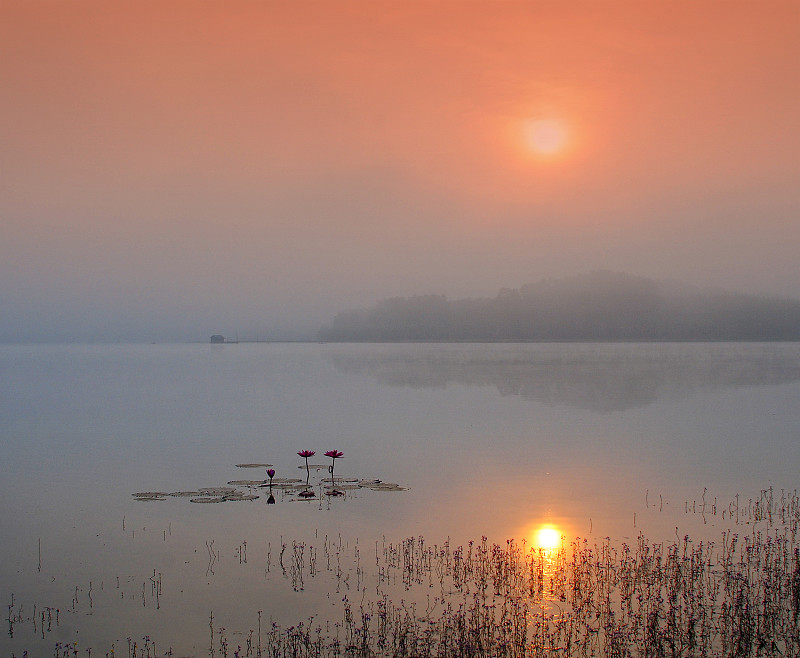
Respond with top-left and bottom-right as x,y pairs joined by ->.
169,491 -> 203,497
198,487 -> 237,495
236,463 -> 273,468
134,496 -> 166,502
368,483 -> 407,492
227,480 -> 266,486
132,491 -> 169,498
190,497 -> 225,503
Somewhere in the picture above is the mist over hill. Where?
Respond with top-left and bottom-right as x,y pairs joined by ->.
318,271 -> 800,342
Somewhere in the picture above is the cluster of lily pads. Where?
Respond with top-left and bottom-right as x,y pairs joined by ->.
131,451 -> 406,504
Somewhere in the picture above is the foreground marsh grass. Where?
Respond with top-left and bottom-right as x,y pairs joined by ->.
12,488 -> 800,657
211,528 -> 799,657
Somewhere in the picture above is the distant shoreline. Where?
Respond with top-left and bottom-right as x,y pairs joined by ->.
317,272 -> 800,343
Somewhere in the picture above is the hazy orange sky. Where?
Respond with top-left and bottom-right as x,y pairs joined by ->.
2,0 -> 798,341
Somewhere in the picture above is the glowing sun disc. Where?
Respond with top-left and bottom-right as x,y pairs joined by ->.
524,119 -> 567,155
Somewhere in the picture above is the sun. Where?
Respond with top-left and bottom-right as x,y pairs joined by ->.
523,119 -> 568,156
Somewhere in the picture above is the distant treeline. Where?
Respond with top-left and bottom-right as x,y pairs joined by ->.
318,271 -> 800,342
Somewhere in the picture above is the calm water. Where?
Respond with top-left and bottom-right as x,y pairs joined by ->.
2,342 -> 799,654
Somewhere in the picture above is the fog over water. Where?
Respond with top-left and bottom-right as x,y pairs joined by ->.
2,3 -> 799,648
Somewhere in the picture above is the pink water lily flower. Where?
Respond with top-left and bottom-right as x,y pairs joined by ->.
298,450 -> 315,486
324,450 -> 344,491
267,469 -> 275,479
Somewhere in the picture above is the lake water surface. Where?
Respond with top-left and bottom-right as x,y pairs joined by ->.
2,342 -> 799,655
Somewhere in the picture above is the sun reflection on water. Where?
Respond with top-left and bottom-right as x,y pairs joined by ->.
524,522 -> 566,553
534,526 -> 561,551
522,522 -> 568,607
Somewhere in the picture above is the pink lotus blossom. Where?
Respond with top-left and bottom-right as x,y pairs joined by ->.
298,450 -> 315,486
324,450 -> 344,493
267,469 -> 275,479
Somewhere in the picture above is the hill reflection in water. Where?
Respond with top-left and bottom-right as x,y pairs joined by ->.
328,342 -> 800,413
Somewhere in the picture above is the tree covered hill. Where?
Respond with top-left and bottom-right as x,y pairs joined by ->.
318,271 -> 800,342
